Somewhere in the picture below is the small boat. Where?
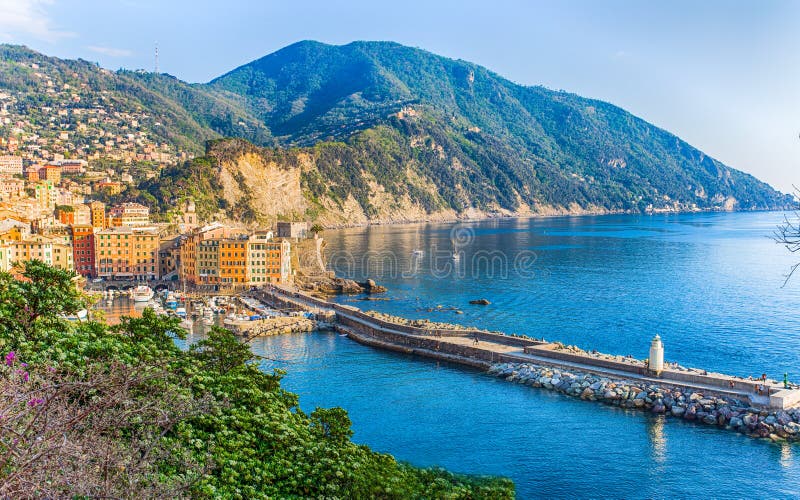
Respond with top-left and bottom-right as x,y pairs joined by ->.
451,252 -> 460,261
165,293 -> 178,310
132,285 -> 154,303
176,307 -> 187,318
62,309 -> 88,322
412,249 -> 424,257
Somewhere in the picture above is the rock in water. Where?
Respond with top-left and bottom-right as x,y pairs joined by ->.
469,299 -> 491,305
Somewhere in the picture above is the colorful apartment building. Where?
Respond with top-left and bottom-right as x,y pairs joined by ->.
70,224 -> 95,278
56,205 -> 76,225
33,180 -> 56,211
88,200 -> 105,229
0,155 -> 23,176
96,181 -> 122,195
0,177 -> 24,200
158,236 -> 182,280
59,160 -> 86,174
94,226 -> 159,280
178,224 -> 292,287
11,236 -> 53,268
196,238 -> 220,285
180,222 -> 232,285
38,165 -> 61,184
108,202 -> 150,226
219,236 -> 249,285
48,232 -> 74,272
247,232 -> 291,284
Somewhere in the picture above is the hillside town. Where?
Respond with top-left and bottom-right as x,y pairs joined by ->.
0,152 -> 305,289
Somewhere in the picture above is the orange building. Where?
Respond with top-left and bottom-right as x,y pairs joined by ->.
218,236 -> 249,285
94,226 -> 159,280
56,205 -> 75,225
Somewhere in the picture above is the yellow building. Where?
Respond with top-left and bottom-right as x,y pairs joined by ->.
12,235 -> 54,266
88,201 -> 105,229
38,165 -> 62,184
33,180 -> 56,211
49,231 -> 74,272
94,226 -> 159,280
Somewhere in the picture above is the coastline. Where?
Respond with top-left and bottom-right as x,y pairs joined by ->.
314,206 -> 790,230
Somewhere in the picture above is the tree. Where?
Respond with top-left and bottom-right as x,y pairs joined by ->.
0,260 -> 86,341
776,207 -> 800,284
309,223 -> 324,236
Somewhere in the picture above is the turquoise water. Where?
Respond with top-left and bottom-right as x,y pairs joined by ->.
254,212 -> 800,498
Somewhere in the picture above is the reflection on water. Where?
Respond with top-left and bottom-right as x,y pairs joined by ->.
648,415 -> 667,464
781,442 -> 794,468
92,296 -> 222,335
92,296 -> 144,324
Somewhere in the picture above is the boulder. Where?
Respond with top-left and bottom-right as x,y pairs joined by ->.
702,414 -> 718,425
671,406 -> 686,417
469,299 -> 491,305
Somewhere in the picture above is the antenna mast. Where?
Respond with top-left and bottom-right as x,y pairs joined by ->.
154,42 -> 159,73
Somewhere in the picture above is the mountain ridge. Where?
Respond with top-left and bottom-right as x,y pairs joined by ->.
0,41 -> 792,226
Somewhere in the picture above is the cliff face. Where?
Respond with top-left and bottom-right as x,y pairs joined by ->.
124,40 -> 795,224
202,137 -> 613,227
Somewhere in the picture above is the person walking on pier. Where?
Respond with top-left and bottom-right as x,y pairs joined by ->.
473,333 -> 479,345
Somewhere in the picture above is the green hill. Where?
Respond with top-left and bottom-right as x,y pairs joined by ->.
1,41 -> 791,224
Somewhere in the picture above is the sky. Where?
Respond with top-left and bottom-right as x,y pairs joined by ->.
0,0 -> 797,193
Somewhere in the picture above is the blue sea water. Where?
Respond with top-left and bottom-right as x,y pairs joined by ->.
254,212 -> 800,498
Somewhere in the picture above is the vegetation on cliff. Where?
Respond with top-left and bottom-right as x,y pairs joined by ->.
0,261 -> 513,498
2,41 -> 792,224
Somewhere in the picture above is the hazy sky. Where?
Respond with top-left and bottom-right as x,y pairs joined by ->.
0,0 -> 797,192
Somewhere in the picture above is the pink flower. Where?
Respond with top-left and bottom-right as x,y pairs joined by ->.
27,398 -> 44,407
4,351 -> 15,367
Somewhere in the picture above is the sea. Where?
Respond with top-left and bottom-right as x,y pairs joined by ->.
256,211 -> 800,498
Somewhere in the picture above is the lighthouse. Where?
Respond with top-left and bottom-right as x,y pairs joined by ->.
649,335 -> 665,376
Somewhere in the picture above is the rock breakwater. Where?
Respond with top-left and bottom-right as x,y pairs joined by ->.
490,363 -> 800,442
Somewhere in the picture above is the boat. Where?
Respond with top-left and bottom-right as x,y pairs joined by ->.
132,285 -> 154,303
175,307 -> 187,318
165,293 -> 178,310
412,249 -> 424,257
62,309 -> 88,322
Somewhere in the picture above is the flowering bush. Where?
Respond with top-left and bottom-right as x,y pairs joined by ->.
0,263 -> 514,498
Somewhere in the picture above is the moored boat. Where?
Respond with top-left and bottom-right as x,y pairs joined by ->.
132,285 -> 155,303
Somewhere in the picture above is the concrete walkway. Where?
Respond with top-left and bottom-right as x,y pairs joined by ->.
262,286 -> 782,407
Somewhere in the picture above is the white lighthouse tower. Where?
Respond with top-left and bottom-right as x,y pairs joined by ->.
649,335 -> 665,376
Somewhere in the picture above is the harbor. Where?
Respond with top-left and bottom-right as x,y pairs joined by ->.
91,285 -> 320,336
249,284 -> 800,443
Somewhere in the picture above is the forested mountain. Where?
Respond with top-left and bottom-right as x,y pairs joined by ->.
2,41 -> 791,225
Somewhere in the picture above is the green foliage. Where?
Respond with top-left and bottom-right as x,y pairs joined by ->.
0,260 -> 85,346
0,262 -> 514,498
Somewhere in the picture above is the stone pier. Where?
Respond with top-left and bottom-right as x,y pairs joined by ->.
253,286 -> 798,410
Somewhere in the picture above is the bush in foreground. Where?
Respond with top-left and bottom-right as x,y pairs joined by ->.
0,261 -> 514,498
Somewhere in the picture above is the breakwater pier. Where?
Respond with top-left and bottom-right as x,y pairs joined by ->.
254,286 -> 800,441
